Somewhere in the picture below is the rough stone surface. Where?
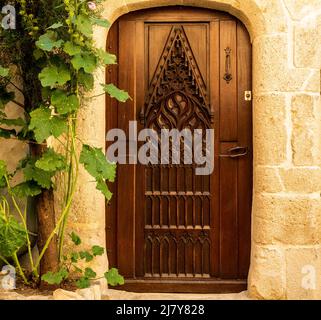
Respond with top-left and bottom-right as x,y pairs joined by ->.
1,0 -> 321,301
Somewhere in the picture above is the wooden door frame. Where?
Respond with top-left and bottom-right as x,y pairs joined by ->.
105,6 -> 252,294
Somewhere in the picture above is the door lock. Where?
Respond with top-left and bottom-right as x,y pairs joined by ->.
245,91 -> 252,101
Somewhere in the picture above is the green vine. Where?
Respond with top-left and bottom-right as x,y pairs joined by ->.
0,0 -> 128,287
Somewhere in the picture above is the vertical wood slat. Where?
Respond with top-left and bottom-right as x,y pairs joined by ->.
237,21 -> 253,278
209,21 -> 220,277
219,20 -> 238,142
135,21 -> 146,277
117,19 -> 136,277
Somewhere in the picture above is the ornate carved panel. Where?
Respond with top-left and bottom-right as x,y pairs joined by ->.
142,25 -> 213,278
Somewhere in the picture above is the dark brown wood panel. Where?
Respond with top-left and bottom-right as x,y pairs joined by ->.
106,6 -> 252,293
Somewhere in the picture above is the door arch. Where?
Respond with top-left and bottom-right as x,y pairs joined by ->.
106,6 -> 252,293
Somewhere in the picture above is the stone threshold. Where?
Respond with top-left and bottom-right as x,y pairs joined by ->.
0,286 -> 252,300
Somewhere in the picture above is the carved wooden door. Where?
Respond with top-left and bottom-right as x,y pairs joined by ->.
106,7 -> 252,293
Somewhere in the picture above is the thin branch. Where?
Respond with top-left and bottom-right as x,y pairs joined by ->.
12,100 -> 25,109
8,81 -> 25,96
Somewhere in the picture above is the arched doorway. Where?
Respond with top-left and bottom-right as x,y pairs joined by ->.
106,6 -> 252,293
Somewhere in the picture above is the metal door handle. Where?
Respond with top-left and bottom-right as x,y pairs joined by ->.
219,146 -> 248,158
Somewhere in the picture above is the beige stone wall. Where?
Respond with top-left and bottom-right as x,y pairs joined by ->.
1,0 -> 320,300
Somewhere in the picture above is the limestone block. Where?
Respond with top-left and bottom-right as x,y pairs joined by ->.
254,166 -> 284,193
248,245 -> 285,300
76,285 -> 102,300
253,35 -> 319,93
294,19 -> 321,68
253,94 -> 287,166
279,168 -> 321,193
283,0 -> 321,21
291,94 -> 321,166
285,247 -> 321,300
252,194 -> 321,246
53,289 -> 85,300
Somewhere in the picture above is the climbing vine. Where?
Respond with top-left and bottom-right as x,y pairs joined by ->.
0,0 -> 127,288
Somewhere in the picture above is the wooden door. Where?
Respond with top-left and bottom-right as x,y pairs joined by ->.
106,7 -> 252,293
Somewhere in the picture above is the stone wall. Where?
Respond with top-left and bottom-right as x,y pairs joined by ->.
1,0 -> 321,300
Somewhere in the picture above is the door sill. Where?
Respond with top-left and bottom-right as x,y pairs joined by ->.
112,279 -> 247,294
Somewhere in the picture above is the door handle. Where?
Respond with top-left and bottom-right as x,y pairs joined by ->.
219,146 -> 248,159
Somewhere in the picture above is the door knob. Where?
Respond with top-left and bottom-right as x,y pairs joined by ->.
219,146 -> 248,158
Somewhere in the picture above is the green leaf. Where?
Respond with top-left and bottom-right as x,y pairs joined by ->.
0,66 -> 9,77
70,252 -> 79,263
36,31 -> 64,52
80,145 -> 116,182
91,18 -> 110,28
41,268 -> 69,285
102,84 -> 131,103
63,41 -> 82,56
39,64 -> 71,88
78,70 -> 94,91
0,215 -> 27,257
35,148 -> 66,172
79,251 -> 94,262
11,181 -> 42,198
75,15 -> 93,37
97,49 -> 117,65
0,118 -> 26,127
23,162 -> 53,189
84,267 -> 97,279
70,231 -> 81,246
92,245 -> 104,257
33,49 -> 44,60
0,160 -> 7,188
76,277 -> 90,289
29,106 -> 67,143
104,268 -> 124,286
96,179 -> 113,201
51,89 -> 79,114
0,128 -> 15,138
47,22 -> 64,30
71,52 -> 97,73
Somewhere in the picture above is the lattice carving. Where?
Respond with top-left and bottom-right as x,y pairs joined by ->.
141,26 -> 213,131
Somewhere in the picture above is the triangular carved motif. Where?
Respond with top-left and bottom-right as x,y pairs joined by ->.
142,26 -> 213,131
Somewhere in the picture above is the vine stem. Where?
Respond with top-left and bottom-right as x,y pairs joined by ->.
34,128 -> 80,272
0,255 -> 10,265
4,175 -> 38,278
12,252 -> 29,284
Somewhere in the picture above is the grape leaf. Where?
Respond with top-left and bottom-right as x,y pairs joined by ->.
104,268 -> 124,286
84,267 -> 96,279
0,215 -> 27,258
36,31 -> 64,52
47,22 -> 63,30
11,181 -> 42,198
23,162 -> 53,189
0,117 -> 26,127
76,277 -> 90,289
41,268 -> 69,285
79,251 -> 94,262
63,41 -> 82,56
102,84 -> 131,103
97,49 -> 117,65
70,231 -> 81,246
71,52 -> 97,73
78,70 -> 94,91
96,179 -> 112,201
39,64 -> 71,88
0,66 -> 9,77
35,148 -> 66,172
91,18 -> 110,28
29,106 -> 67,143
0,160 -> 7,188
70,252 -> 79,263
51,89 -> 79,114
75,15 -> 93,37
92,245 -> 104,256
